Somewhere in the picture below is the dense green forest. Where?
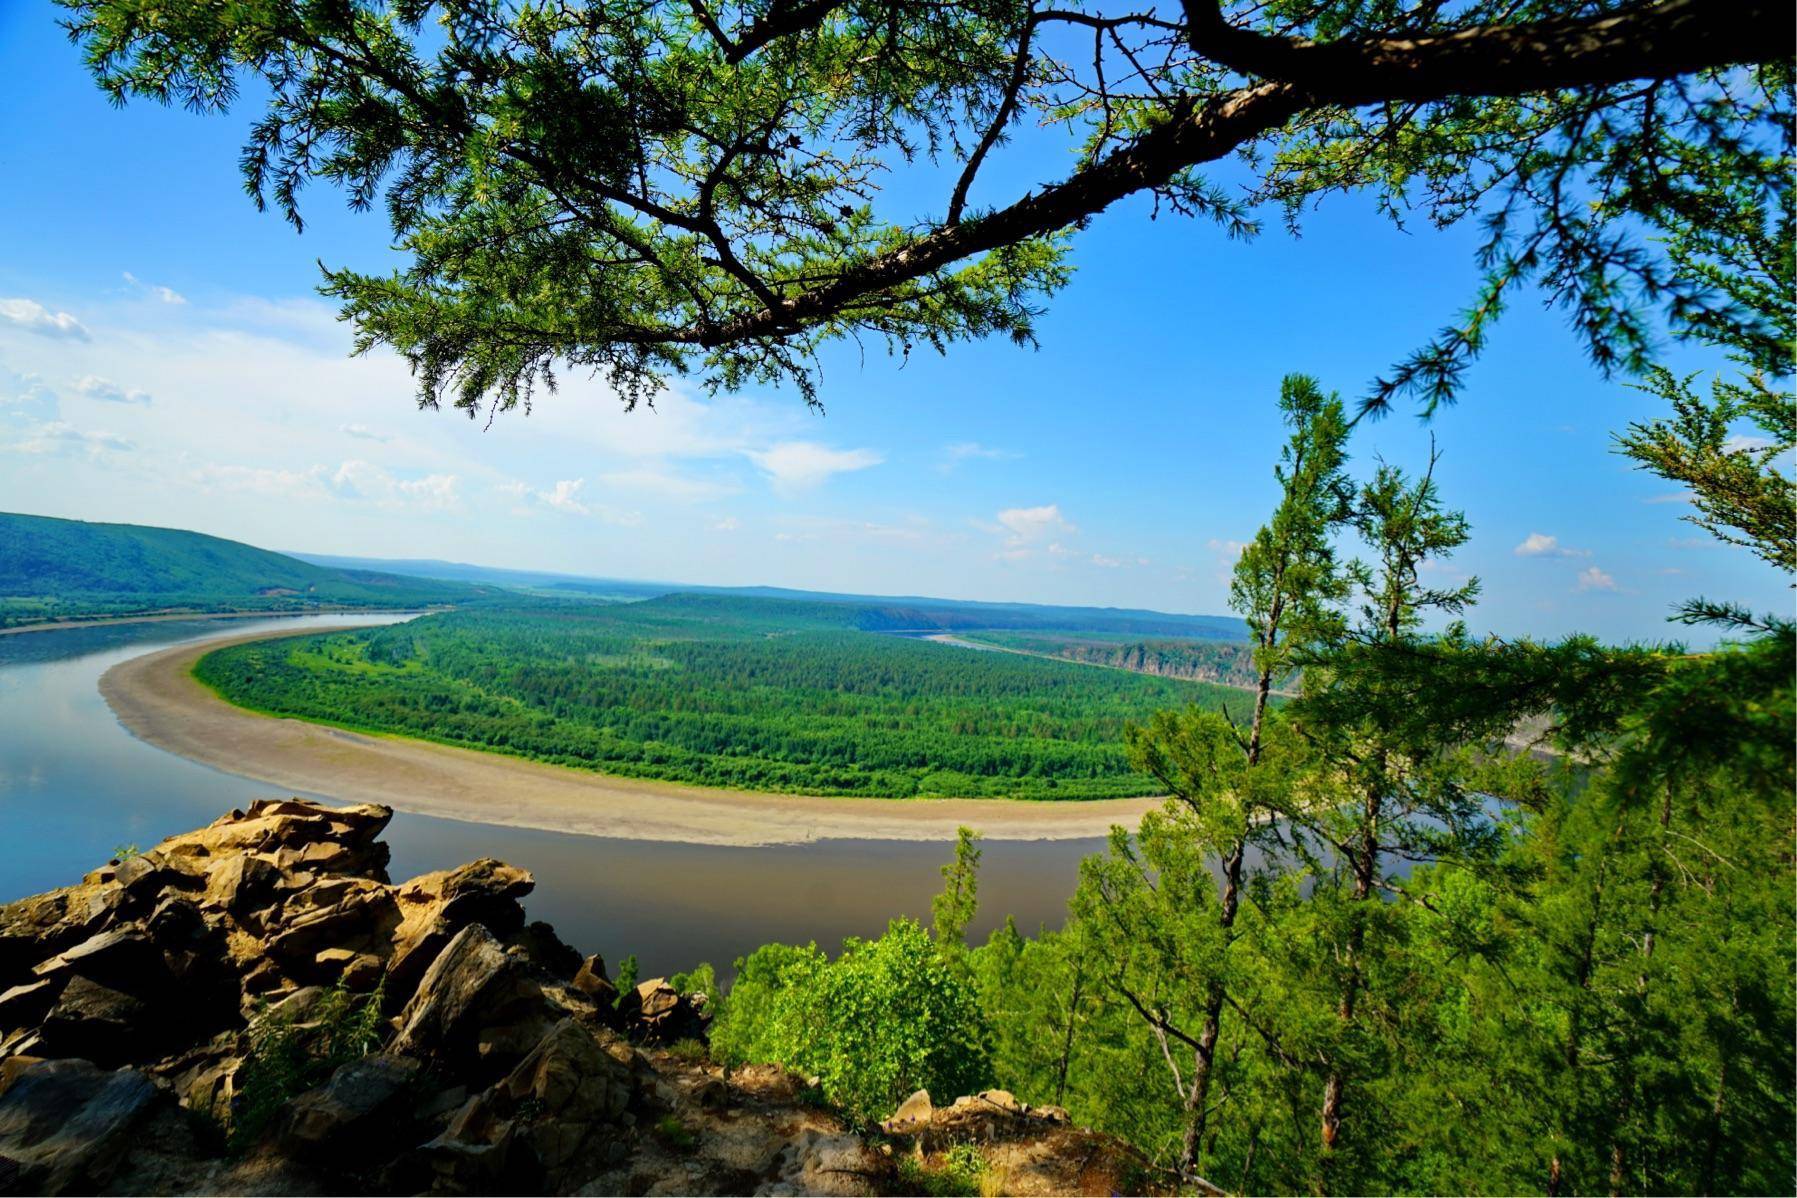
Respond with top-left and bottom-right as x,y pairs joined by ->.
195,594 -> 1251,798
0,512 -> 483,627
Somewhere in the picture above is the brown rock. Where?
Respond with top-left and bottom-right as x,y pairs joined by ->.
881,1087 -> 934,1134
0,978 -> 61,1033
0,1058 -> 163,1194
630,978 -> 708,1044
391,923 -> 536,1072
277,1053 -> 424,1169
39,975 -> 149,1065
385,860 -> 536,1004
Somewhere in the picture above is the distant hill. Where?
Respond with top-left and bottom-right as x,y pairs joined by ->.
0,513 -> 485,628
292,553 -> 1245,640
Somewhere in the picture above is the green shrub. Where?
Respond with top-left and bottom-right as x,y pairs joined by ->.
654,1113 -> 697,1152
711,919 -> 992,1124
230,982 -> 387,1150
669,961 -> 720,1008
895,1142 -> 990,1197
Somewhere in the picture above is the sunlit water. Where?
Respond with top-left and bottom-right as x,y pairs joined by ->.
0,615 -> 1101,976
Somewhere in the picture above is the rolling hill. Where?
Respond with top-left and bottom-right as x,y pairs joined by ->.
0,512 -> 486,628
293,553 -> 1246,640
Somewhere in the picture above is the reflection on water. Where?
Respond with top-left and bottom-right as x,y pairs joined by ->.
0,616 -> 1099,976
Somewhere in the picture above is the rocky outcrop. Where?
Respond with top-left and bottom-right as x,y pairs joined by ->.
0,798 -> 1154,1196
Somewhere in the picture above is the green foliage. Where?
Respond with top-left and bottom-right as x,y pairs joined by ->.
1614,171 -> 1795,620
711,920 -> 992,1125
895,1142 -> 990,1197
669,962 -> 720,1009
230,982 -> 387,1151
931,827 -> 982,950
194,594 -> 1248,799
653,1114 -> 698,1153
615,953 -> 640,999
110,843 -> 140,862
0,511 -> 480,627
665,1037 -> 709,1063
57,0 -> 1788,410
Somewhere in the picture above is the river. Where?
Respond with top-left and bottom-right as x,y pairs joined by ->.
0,615 -> 1103,976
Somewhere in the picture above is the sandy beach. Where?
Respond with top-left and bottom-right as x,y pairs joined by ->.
98,626 -> 1159,847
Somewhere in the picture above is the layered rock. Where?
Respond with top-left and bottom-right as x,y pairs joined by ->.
0,798 -> 1152,1197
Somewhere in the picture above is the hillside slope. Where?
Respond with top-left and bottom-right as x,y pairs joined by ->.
0,512 -> 482,627
295,552 -> 1245,640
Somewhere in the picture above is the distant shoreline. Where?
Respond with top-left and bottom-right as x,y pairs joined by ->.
98,626 -> 1159,847
0,607 -> 433,638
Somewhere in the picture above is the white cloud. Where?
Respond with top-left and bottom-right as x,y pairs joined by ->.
938,441 -> 1020,472
0,368 -> 58,421
330,461 -> 461,512
341,423 -> 391,443
1575,566 -> 1618,593
747,441 -> 883,494
710,516 -> 741,532
539,479 -> 590,515
1514,532 -> 1588,558
530,477 -> 640,524
123,272 -> 187,306
1641,490 -> 1691,505
599,465 -> 738,503
1090,553 -> 1123,568
1723,434 -> 1775,455
191,462 -> 329,500
75,375 -> 152,405
2,418 -> 133,456
191,459 -> 462,512
0,298 -> 90,341
996,504 -> 1076,546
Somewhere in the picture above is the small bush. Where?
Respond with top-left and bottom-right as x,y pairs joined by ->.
666,1037 -> 708,1063
710,919 -> 992,1125
896,1142 -> 990,1197
669,961 -> 720,1008
654,1113 -> 697,1152
230,982 -> 386,1150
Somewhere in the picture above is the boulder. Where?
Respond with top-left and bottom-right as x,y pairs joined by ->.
508,921 -> 583,980
385,860 -> 536,1004
276,1054 -> 424,1169
0,1059 -> 163,1194
408,1019 -> 633,1193
630,979 -> 708,1044
391,924 -> 537,1072
0,978 -> 61,1033
880,1088 -> 934,1134
30,929 -> 168,995
38,975 -> 150,1066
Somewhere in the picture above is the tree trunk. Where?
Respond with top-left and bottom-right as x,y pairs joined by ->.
1053,969 -> 1085,1106
1175,840 -> 1245,1180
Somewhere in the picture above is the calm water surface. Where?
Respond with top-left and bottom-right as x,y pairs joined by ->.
0,616 -> 1101,976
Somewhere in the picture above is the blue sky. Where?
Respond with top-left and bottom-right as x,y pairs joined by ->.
0,1 -> 1784,641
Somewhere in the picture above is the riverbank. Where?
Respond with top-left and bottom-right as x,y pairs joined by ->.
1,606 -> 432,637
99,626 -> 1160,847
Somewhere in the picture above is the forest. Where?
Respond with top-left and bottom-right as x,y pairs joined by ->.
0,512 -> 481,627
194,594 -> 1250,798
694,375 -> 1796,1195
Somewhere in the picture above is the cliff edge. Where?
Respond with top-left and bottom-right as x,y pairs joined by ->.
0,799 -> 1152,1196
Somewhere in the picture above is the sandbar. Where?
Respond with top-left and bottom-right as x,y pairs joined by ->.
98,626 -> 1159,847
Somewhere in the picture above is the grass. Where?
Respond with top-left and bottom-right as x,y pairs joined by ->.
654,1114 -> 698,1153
895,1142 -> 997,1197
